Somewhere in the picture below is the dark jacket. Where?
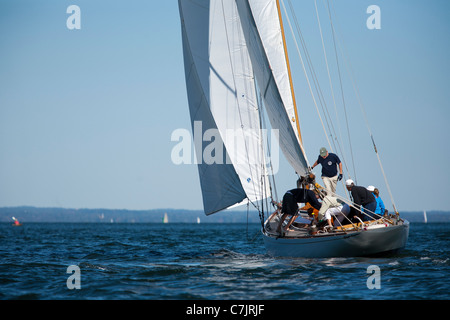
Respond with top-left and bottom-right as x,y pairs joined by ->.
350,186 -> 376,206
282,188 -> 322,215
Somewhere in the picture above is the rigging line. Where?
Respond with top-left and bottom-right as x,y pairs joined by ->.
338,192 -> 385,222
255,81 -> 272,224
286,0 -> 336,155
257,79 -> 271,218
287,0 -> 350,192
325,0 -> 357,184
314,0 -> 351,177
312,0 -> 351,197
256,81 -> 266,207
259,90 -> 279,203
327,0 -> 398,213
246,202 -> 262,241
320,186 -> 386,226
280,0 -> 332,150
261,171 -> 267,227
288,0 -> 348,164
340,52 -> 399,215
287,0 -> 349,199
220,0 -> 261,207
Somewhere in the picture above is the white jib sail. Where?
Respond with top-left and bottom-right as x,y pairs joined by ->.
236,0 -> 309,177
248,0 -> 302,147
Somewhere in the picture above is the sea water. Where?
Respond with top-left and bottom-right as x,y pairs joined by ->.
0,222 -> 448,300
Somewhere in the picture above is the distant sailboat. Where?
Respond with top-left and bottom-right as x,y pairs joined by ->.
163,213 -> 169,224
423,211 -> 428,223
197,217 -> 201,224
12,217 -> 22,227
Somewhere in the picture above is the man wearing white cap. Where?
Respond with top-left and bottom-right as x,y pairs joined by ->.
311,147 -> 343,195
345,179 -> 377,221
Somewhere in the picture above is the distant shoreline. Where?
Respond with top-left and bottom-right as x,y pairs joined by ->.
0,206 -> 261,223
1,206 -> 449,224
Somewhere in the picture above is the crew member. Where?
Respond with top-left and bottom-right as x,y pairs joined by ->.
277,186 -> 321,236
311,147 -> 343,195
346,179 -> 377,221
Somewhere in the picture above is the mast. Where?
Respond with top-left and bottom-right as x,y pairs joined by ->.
275,0 -> 302,145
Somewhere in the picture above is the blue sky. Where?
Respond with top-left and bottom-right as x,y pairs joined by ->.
0,0 -> 449,212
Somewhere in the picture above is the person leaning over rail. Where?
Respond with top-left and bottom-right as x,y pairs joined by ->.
276,185 -> 322,236
317,195 -> 350,229
346,180 -> 377,221
310,147 -> 343,195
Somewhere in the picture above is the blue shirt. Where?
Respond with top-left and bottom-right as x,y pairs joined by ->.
374,195 -> 385,215
317,153 -> 341,178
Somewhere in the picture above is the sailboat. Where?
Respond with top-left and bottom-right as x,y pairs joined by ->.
12,217 -> 22,227
163,213 -> 169,224
178,0 -> 409,257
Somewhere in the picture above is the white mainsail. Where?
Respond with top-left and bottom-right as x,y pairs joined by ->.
179,0 -> 246,215
208,0 -> 272,209
179,0 -> 308,215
